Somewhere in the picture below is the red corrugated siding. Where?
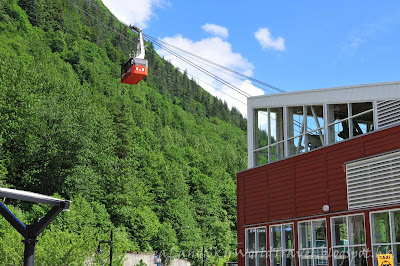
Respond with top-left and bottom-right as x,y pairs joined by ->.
237,125 -> 400,231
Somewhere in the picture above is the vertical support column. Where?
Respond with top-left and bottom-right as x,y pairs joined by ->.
23,238 -> 38,266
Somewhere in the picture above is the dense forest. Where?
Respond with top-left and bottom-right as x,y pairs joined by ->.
0,0 -> 248,265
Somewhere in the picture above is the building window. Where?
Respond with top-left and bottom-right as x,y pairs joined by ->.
331,214 -> 367,266
287,105 -> 324,156
270,223 -> 295,266
254,107 -> 284,165
298,219 -> 328,266
327,102 -> 373,144
371,210 -> 400,266
246,227 -> 267,266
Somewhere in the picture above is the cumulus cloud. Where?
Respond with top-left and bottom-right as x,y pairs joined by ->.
202,23 -> 229,39
254,27 -> 286,51
156,33 -> 264,116
102,0 -> 169,29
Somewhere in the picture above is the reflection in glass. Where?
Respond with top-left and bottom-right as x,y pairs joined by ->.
299,222 -> 312,249
314,248 -> 328,266
247,229 -> 256,251
271,251 -> 282,266
271,226 -> 282,249
333,247 -> 349,266
283,251 -> 295,266
348,215 -> 365,245
349,246 -> 367,266
332,217 -> 348,246
315,220 -> 327,247
258,252 -> 267,266
255,109 -> 269,149
288,106 -> 304,139
258,227 -> 267,251
394,211 -> 400,243
247,253 -> 256,266
372,212 -> 391,244
299,249 -> 312,266
283,224 -> 294,250
255,149 -> 269,166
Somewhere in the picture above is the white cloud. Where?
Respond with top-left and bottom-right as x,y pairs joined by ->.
202,23 -> 229,39
102,0 -> 169,29
254,27 -> 286,51
156,32 -> 264,117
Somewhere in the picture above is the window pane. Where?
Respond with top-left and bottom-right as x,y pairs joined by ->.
393,245 -> 400,266
349,246 -> 367,266
247,229 -> 256,251
283,251 -> 295,266
332,217 -> 348,246
373,245 -> 391,266
283,224 -> 294,250
247,253 -> 256,266
306,105 -> 324,131
257,227 -> 267,251
299,222 -> 312,249
255,109 -> 269,149
328,104 -> 349,143
351,111 -> 373,137
314,248 -> 328,266
352,102 -> 373,116
270,107 -> 284,143
271,251 -> 282,266
255,149 -> 269,166
271,226 -> 282,249
288,106 -> 304,139
392,211 -> 400,243
372,212 -> 391,244
299,249 -> 312,266
349,215 -> 365,245
307,130 -> 324,151
315,220 -> 327,247
289,135 -> 305,156
333,247 -> 349,266
258,252 -> 268,266
270,142 -> 284,162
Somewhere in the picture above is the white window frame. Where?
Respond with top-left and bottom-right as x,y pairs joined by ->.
298,218 -> 328,266
330,214 -> 367,266
370,208 -> 400,266
270,222 -> 296,266
246,226 -> 267,266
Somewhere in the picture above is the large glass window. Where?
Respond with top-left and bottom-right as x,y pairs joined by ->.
298,219 -> 328,266
327,102 -> 373,144
254,107 -> 284,165
270,223 -> 295,266
246,227 -> 267,266
287,105 -> 324,156
331,214 -> 367,266
371,210 -> 400,266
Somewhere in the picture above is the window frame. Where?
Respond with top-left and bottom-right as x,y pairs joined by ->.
369,208 -> 400,266
269,222 -> 296,266
246,226 -> 267,266
297,218 -> 328,266
330,213 -> 367,266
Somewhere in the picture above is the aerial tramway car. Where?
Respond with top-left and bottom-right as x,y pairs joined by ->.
121,26 -> 148,85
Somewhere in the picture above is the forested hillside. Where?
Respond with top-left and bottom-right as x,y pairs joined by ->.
0,0 -> 247,265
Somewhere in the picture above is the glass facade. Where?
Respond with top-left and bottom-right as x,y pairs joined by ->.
253,102 -> 374,167
270,223 -> 295,266
371,210 -> 400,266
331,214 -> 367,266
298,219 -> 328,266
246,227 -> 267,266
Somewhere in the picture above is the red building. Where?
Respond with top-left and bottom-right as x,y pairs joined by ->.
237,82 -> 400,266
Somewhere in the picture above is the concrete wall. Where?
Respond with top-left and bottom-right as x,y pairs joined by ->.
124,252 -> 190,266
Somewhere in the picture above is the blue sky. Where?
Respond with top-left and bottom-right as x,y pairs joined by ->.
102,0 -> 400,116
